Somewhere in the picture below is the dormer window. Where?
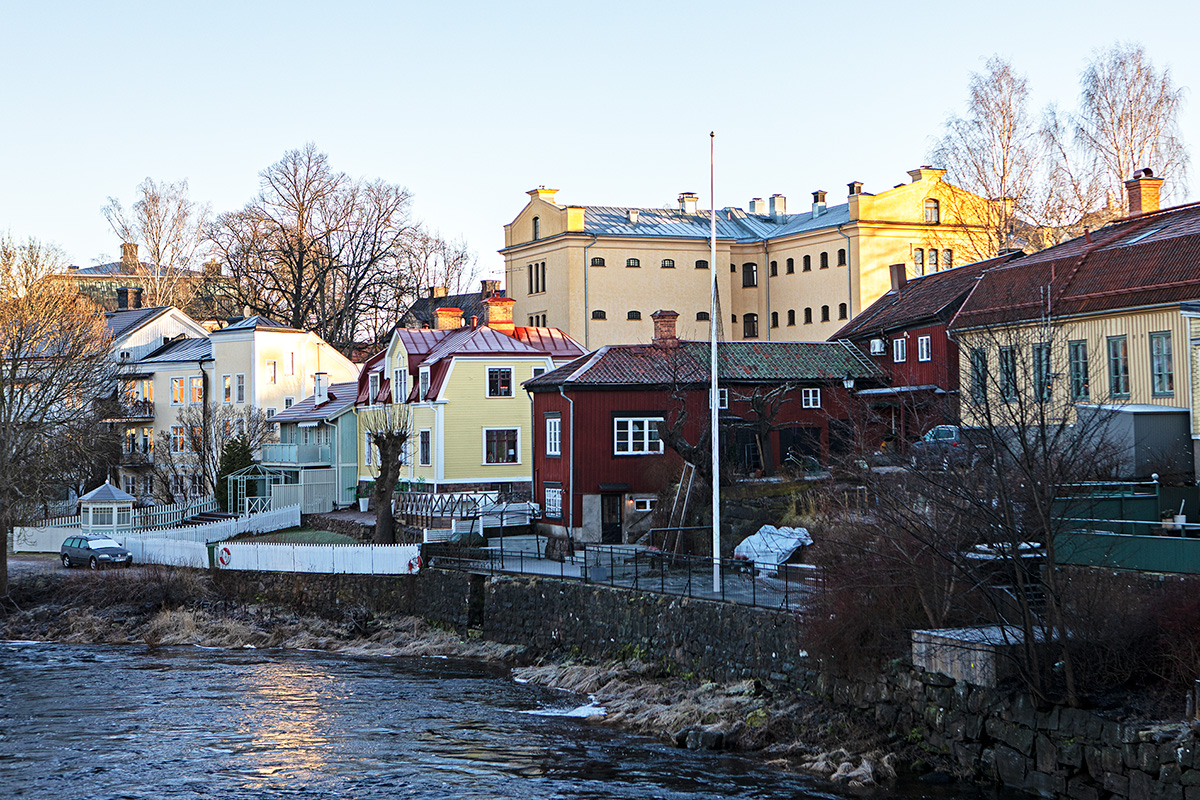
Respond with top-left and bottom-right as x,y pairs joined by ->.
419,369 -> 430,401
532,216 -> 541,240
924,198 -> 940,224
369,373 -> 380,403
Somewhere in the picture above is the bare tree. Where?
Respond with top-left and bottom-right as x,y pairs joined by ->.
102,178 -> 211,309
359,403 -> 413,543
0,234 -> 69,295
0,262 -> 116,595
208,144 -> 421,354
150,403 -> 275,504
730,383 -> 795,478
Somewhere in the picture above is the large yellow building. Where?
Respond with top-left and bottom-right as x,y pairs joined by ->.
501,168 -> 997,349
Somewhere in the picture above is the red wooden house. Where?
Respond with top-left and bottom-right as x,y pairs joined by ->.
524,310 -> 881,545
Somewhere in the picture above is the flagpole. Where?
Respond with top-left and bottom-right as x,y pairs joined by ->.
709,132 -> 721,594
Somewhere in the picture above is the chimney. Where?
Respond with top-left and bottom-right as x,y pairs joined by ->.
120,242 -> 138,270
678,192 -> 699,214
1125,168 -> 1163,216
889,263 -> 908,296
434,307 -> 463,330
651,309 -> 679,347
428,286 -> 448,298
628,209 -> 639,225
812,190 -> 827,219
129,286 -> 143,309
483,295 -> 516,335
480,279 -> 501,298
749,197 -> 766,215
116,287 -> 130,310
769,194 -> 786,221
314,372 -> 329,405
848,181 -> 863,196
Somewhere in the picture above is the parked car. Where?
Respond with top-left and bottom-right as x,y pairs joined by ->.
60,536 -> 133,569
908,425 -> 991,470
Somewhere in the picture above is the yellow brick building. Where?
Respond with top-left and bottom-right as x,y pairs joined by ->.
502,168 -> 998,349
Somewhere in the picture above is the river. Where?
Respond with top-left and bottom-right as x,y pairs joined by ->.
0,642 -> 980,800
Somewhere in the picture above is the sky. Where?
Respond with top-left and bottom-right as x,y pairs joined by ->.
2,0 -> 1199,282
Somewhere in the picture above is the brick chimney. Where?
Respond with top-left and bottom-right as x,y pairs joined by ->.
483,296 -> 516,335
428,286 -> 448,298
1125,168 -> 1163,216
120,242 -> 138,271
889,263 -> 908,296
651,309 -> 679,347
115,286 -> 143,310
434,307 -> 463,330
480,279 -> 501,298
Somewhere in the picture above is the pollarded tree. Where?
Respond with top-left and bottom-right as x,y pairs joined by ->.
359,402 -> 413,544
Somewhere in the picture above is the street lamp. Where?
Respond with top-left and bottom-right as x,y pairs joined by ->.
842,373 -> 856,391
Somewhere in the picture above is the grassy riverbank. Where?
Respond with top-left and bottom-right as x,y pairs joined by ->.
1,565 -> 948,788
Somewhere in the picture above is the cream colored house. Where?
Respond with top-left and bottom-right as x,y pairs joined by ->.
502,168 -> 997,349
356,296 -> 584,494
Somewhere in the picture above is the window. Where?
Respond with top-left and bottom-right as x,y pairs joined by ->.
837,248 -> 846,266
661,258 -> 675,269
419,430 -> 432,466
142,475 -> 154,497
592,309 -> 607,320
364,432 -> 374,466
917,335 -> 931,362
771,311 -> 779,328
544,484 -> 563,518
222,375 -> 232,403
786,257 -> 795,274
838,303 -> 848,320
769,260 -> 778,277
742,262 -> 757,287
591,256 -> 605,266
267,360 -> 277,384
626,258 -> 640,268
802,255 -> 811,272
1069,340 -> 1090,401
633,498 -> 656,512
171,425 -> 186,452
419,369 -> 430,401
284,397 -> 294,409
924,198 -> 940,224
820,252 -> 829,269
189,376 -> 203,405
929,249 -> 939,271
236,374 -> 245,404
627,311 -> 641,320
696,312 -> 709,321
287,352 -> 294,375
970,348 -> 987,403
484,428 -> 519,464
532,367 -> 545,378
709,387 -> 729,410
124,475 -> 136,496
943,249 -> 953,269
787,309 -> 796,326
743,313 -> 758,339
171,377 -> 185,405
394,369 -> 408,402
546,415 -> 561,456
820,305 -> 830,322
731,315 -> 737,323
694,259 -> 708,269
730,263 -> 736,273
1000,347 -> 1018,401
914,248 -> 924,273
532,216 -> 540,240
487,367 -> 513,397
1033,343 -> 1052,401
614,417 -> 663,455
528,261 -> 547,294
804,308 -> 812,324
1151,332 -> 1174,396
893,337 -> 907,363
802,388 -> 821,408
369,373 -> 380,403
1108,336 -> 1130,397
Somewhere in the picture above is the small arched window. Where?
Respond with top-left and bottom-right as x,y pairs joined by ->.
803,255 -> 812,272
804,307 -> 812,324
786,257 -> 794,274
929,249 -> 939,271
627,310 -> 641,320
695,259 -> 709,269
743,313 -> 759,339
820,252 -> 829,269
592,309 -> 607,320
787,309 -> 796,326
626,258 -> 640,268
590,256 -> 606,266
914,248 -> 924,273
660,259 -> 675,269
837,248 -> 846,266
742,262 -> 757,287
839,303 -> 848,320
924,198 -> 940,224
532,216 -> 540,240
771,311 -> 779,328
821,305 -> 830,322
770,260 -> 778,277
696,311 -> 710,321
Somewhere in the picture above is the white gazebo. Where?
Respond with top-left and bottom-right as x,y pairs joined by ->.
79,482 -> 136,538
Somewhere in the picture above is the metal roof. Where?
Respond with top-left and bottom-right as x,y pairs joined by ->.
79,482 -> 136,504
104,306 -> 173,341
270,381 -> 358,423
211,315 -> 298,334
579,204 -> 851,244
139,337 -> 212,364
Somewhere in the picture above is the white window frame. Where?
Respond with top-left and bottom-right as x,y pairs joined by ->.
235,374 -> 245,404
284,397 -> 294,409
419,368 -> 431,402
613,417 -> 664,456
222,375 -> 232,403
419,429 -> 432,466
394,368 -> 408,403
189,376 -> 203,405
171,377 -> 185,405
633,497 -> 656,512
544,484 -> 563,518
171,425 -> 186,452
801,388 -> 821,409
487,366 -> 514,398
546,416 -> 561,456
893,337 -> 907,363
369,373 -> 380,404
709,387 -> 729,409
917,335 -> 932,362
482,427 -> 521,465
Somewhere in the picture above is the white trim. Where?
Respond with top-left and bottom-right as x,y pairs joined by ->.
481,426 -> 521,465
435,403 -> 445,484
802,387 -> 821,408
419,428 -> 432,466
612,416 -> 664,455
170,376 -> 185,405
222,374 -> 232,403
486,364 -> 516,398
917,335 -> 932,362
545,416 -> 561,456
893,337 -> 907,363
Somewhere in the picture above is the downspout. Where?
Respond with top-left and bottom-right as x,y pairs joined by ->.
558,384 -> 575,543
763,241 -> 771,341
199,358 -> 210,500
582,234 -> 598,350
838,223 -> 853,322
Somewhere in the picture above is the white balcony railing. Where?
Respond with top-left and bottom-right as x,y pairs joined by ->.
261,442 -> 332,466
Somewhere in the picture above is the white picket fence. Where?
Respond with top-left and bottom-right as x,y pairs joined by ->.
124,538 -> 210,569
23,497 -> 219,531
215,542 -> 422,575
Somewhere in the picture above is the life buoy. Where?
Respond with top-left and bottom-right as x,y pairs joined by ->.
218,546 -> 232,567
407,555 -> 423,572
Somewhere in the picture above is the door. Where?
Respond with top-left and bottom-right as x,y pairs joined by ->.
601,494 -> 623,544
